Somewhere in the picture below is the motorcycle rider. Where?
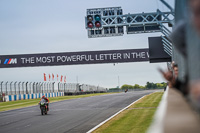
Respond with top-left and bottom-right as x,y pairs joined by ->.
39,95 -> 49,111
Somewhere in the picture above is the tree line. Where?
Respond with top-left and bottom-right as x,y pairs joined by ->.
120,82 -> 167,90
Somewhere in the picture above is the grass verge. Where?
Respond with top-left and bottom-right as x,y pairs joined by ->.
0,93 -> 116,112
93,92 -> 163,133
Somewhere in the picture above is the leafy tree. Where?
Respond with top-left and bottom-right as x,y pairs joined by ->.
121,82 -> 167,90
133,84 -> 140,89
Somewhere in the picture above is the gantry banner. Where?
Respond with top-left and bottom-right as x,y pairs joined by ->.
0,49 -> 149,68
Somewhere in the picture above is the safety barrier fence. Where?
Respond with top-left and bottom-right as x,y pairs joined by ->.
0,81 -> 106,102
0,81 -> 106,95
2,92 -> 64,102
0,81 -> 58,95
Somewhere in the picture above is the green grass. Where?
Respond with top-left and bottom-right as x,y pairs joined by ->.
0,93 -> 116,112
94,92 -> 163,133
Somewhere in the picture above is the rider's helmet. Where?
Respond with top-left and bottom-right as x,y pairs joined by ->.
42,95 -> 45,98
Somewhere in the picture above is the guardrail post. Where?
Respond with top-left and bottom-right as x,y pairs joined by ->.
46,82 -> 49,93
58,82 -> 60,92
22,82 -> 25,94
18,82 -> 21,94
0,81 -> 3,94
38,82 -> 41,93
5,81 -> 8,95
44,82 -> 47,93
48,82 -> 50,93
32,82 -> 34,93
50,83 -> 52,93
14,81 -> 17,95
52,82 -> 55,92
36,82 -> 38,93
10,81 -> 13,95
41,82 -> 44,93
26,82 -> 28,94
29,82 -> 32,94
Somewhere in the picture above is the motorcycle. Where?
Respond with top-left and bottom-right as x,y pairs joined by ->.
39,99 -> 48,115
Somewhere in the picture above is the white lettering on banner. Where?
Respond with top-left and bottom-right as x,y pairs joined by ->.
57,55 -> 95,62
141,52 -> 145,58
0,49 -> 149,68
131,52 -> 146,58
71,55 -> 77,62
57,56 -> 64,62
18,51 -> 148,64
57,56 -> 72,62
36,56 -> 55,63
99,54 -> 104,60
76,55 -> 81,61
95,53 -> 122,61
21,57 -> 35,64
95,55 -> 99,60
80,55 -> 94,61
19,52 -> 148,64
117,53 -> 122,59
123,53 -> 130,59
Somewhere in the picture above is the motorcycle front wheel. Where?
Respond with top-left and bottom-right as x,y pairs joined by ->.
41,106 -> 45,115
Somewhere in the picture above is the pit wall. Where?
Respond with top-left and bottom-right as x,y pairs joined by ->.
3,92 -> 64,102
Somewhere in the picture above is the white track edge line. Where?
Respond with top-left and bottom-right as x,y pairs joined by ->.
147,87 -> 168,133
86,94 -> 149,133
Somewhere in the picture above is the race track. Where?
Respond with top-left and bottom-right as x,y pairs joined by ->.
0,90 -> 156,133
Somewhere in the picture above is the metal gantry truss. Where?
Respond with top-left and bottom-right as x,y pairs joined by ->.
101,11 -> 174,56
87,10 -> 174,38
101,10 -> 174,27
86,0 -> 174,57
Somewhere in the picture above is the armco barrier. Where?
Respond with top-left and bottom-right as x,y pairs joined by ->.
4,92 -> 64,102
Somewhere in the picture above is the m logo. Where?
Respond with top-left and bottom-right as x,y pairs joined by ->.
4,58 -> 17,64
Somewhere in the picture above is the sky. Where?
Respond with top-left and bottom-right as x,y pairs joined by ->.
0,0 -> 174,88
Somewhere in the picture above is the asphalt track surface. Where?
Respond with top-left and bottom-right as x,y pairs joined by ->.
0,90 -> 156,133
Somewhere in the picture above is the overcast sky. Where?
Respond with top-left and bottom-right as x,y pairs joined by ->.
0,0 -> 174,88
